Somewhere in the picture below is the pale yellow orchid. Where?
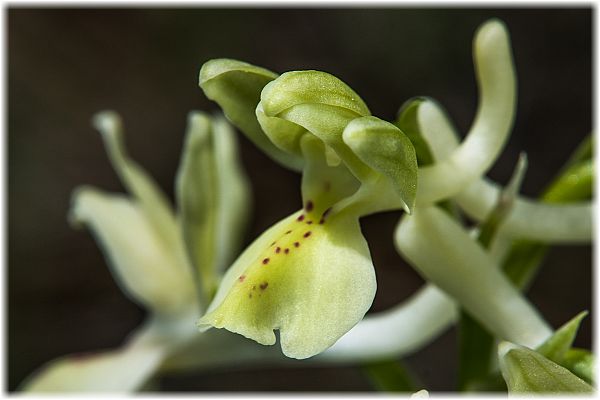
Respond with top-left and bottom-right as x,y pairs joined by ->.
22,111 -> 251,392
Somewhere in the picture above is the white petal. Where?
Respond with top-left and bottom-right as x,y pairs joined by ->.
92,111 -> 182,251
417,20 -> 516,205
175,112 -> 251,299
395,206 -> 552,348
21,341 -> 165,393
70,187 -> 196,315
417,98 -> 592,243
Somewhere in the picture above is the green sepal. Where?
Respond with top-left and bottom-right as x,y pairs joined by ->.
199,58 -> 304,171
258,70 -> 371,179
343,116 -> 417,213
498,342 -> 594,394
536,311 -> 588,365
395,97 -> 434,167
260,70 -> 370,119
256,102 -> 307,157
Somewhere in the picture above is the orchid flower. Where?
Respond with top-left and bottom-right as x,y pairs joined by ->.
196,18 -> 592,363
19,15 -> 592,394
198,60 -> 418,360
21,111 -> 251,392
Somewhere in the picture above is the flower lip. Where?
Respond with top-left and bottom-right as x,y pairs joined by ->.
198,201 -> 376,359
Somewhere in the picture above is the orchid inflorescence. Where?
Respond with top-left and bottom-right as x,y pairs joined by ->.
22,19 -> 593,394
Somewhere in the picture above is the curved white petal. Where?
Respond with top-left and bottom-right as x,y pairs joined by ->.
395,206 -> 552,348
417,98 -> 592,243
417,20 -> 516,205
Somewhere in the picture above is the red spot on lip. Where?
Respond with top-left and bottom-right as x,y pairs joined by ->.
284,248 -> 290,254
305,200 -> 314,212
238,275 -> 246,282
319,207 -> 332,225
294,242 -> 300,247
297,214 -> 305,222
259,282 -> 269,290
304,231 -> 312,238
306,220 -> 313,225
275,247 -> 281,253
262,258 -> 270,265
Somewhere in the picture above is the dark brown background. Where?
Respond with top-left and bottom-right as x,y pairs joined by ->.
8,7 -> 592,392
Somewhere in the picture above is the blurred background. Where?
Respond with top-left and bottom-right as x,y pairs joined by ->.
8,7 -> 592,392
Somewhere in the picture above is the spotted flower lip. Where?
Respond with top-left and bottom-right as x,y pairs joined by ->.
198,134 -> 381,359
198,207 -> 376,359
